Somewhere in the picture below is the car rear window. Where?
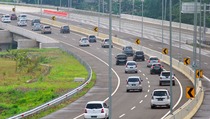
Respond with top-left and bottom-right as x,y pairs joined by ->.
127,62 -> 136,65
89,35 -> 96,38
117,55 -> 126,58
63,26 -> 69,29
105,39 -> 109,42
45,26 -> 50,29
82,38 -> 88,41
86,104 -> 102,109
128,78 -> 140,82
162,72 -> 170,76
150,57 -> 158,60
153,91 -> 167,96
136,52 -> 143,55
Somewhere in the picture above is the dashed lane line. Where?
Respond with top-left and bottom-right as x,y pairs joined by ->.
145,95 -> 147,98
131,106 -> 136,110
119,114 -> 125,118
139,100 -> 143,103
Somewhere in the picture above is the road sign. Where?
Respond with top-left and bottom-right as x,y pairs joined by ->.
200,70 -> 203,78
94,27 -> 98,32
186,87 -> 195,99
52,16 -> 56,20
196,69 -> 203,78
181,2 -> 201,14
162,48 -> 168,55
135,38 -> 140,45
184,57 -> 190,65
12,8 -> 15,12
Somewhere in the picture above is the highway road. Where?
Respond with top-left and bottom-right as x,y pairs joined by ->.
0,9 -> 193,119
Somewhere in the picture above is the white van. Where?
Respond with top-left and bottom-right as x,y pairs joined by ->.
1,14 -> 11,23
18,14 -> 27,21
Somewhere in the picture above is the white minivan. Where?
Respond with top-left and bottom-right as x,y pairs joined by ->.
18,14 -> 27,21
1,14 -> 11,23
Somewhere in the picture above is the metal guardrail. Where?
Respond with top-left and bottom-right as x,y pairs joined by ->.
8,44 -> 93,119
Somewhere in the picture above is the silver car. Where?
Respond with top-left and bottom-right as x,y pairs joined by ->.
32,23 -> 41,31
125,61 -> 138,73
147,56 -> 160,67
126,76 -> 143,92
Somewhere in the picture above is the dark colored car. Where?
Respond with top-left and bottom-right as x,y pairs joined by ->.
10,13 -> 17,20
88,35 -> 97,42
122,46 -> 134,56
60,25 -> 70,33
133,51 -> 145,61
31,19 -> 40,26
115,53 -> 127,65
150,63 -> 164,74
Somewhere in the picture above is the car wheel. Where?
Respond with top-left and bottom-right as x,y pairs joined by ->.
167,105 -> 170,109
116,62 -> 118,65
173,81 -> 175,86
135,71 -> 138,73
125,71 -> 127,73
151,105 -> 155,109
126,89 -> 129,92
139,89 -> 142,92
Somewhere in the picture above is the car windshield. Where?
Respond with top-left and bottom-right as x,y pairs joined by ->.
86,104 -> 102,109
34,19 -> 40,23
128,78 -> 139,82
162,72 -> 171,76
150,57 -> 158,60
104,39 -> 109,42
153,91 -> 167,96
4,16 -> 10,18
82,38 -> 88,41
125,46 -> 132,50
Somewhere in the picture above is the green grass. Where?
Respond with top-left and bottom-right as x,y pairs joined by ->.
0,48 -> 95,119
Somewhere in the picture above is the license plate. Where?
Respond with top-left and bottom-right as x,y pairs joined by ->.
158,99 -> 163,101
132,84 -> 136,86
91,116 -> 97,118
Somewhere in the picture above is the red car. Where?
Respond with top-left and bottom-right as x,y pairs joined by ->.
10,13 -> 17,20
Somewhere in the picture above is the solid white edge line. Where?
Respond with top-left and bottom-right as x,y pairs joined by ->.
204,75 -> 210,82
148,85 -> 150,88
161,76 -> 183,119
59,41 -> 121,119
139,100 -> 143,103
148,90 -> 150,92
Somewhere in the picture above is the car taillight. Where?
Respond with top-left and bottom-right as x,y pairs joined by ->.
158,60 -> 160,63
148,60 -> 150,63
151,66 -> 154,69
101,108 -> 104,113
85,109 -> 87,113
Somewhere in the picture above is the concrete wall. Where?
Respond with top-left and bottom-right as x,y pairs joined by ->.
0,30 -> 12,44
17,39 -> 38,49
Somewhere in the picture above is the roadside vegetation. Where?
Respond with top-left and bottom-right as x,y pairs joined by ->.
0,48 -> 95,118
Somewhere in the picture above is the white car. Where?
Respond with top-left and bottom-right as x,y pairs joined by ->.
84,101 -> 109,119
17,14 -> 27,21
125,61 -> 138,73
32,23 -> 41,31
159,71 -> 175,86
101,38 -> 113,48
151,89 -> 170,109
147,56 -> 160,67
126,76 -> 143,92
17,19 -> 27,26
79,37 -> 90,46
1,14 -> 11,23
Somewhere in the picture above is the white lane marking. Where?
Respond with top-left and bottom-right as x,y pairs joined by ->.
143,74 -> 145,76
148,85 -> 150,88
148,90 -> 150,92
161,76 -> 183,119
60,41 -> 121,119
131,106 -> 136,110
204,76 -> 210,82
139,70 -> 142,72
145,95 -> 147,98
139,100 -> 143,103
146,77 -> 148,80
119,114 -> 125,118
112,53 -> 115,56
148,81 -> 150,84
204,62 -> 208,65
149,44 -> 153,47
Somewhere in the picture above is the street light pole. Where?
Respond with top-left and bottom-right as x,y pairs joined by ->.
179,0 -> 182,62
132,0 -> 134,17
161,0 -> 164,51
60,0 -> 61,7
102,0 -> 104,13
108,0 -> 113,118
141,0 -> 144,39
193,0 -> 198,94
169,0 -> 173,114
98,0 -> 101,36
119,0 -> 121,32
198,0 -> 202,80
